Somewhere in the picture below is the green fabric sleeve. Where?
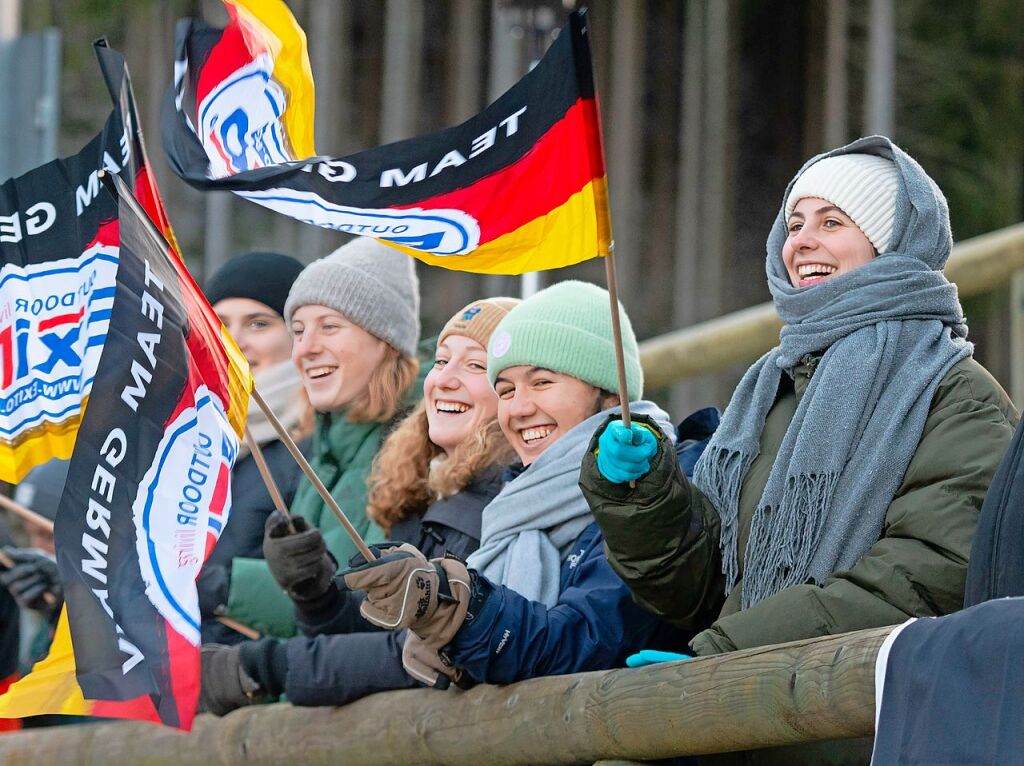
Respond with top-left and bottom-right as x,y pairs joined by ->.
225,557 -> 297,639
692,395 -> 1017,656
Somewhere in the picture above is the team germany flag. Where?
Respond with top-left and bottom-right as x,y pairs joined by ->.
162,0 -> 612,274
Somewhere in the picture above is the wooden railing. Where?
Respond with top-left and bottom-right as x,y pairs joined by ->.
0,626 -> 892,765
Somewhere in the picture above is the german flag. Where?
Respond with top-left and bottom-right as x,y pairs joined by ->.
163,1 -> 612,274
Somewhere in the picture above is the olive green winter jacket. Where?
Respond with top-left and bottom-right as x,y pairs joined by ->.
581,356 -> 1016,763
581,357 -> 1015,763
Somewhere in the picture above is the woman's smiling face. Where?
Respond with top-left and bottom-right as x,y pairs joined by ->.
290,304 -> 387,413
782,197 -> 876,288
493,366 -> 606,466
424,334 -> 498,455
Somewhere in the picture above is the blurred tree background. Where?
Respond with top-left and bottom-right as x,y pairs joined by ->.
9,0 -> 1024,412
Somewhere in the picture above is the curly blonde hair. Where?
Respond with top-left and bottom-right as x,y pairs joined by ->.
366,400 -> 515,532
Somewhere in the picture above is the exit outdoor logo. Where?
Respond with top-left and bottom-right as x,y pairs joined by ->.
0,245 -> 118,440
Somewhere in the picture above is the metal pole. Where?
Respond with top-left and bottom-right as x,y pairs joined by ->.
380,0 -> 424,144
0,0 -> 19,41
486,0 -> 526,298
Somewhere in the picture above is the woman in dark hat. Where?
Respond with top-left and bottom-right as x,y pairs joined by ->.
197,251 -> 310,644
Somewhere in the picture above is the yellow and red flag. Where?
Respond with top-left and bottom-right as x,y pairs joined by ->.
163,1 -> 611,274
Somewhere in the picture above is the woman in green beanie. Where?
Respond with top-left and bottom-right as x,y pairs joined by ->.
221,237 -> 425,638
337,280 -> 687,688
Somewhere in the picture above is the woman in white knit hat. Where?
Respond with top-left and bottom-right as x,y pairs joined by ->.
581,137 -> 1019,763
219,237 -> 424,638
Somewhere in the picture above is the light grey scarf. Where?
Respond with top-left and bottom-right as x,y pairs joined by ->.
692,136 -> 972,609
468,400 -> 674,606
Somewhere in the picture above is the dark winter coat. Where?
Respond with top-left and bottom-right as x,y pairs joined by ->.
199,438 -> 305,644
582,356 -> 1016,765
964,418 -> 1024,606
448,520 -> 684,684
872,596 -> 1024,765
277,469 -> 502,707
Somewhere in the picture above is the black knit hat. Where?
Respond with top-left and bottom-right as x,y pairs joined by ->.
205,251 -> 304,318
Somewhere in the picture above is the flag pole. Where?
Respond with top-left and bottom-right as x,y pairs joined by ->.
243,427 -> 296,533
249,388 -> 376,562
0,493 -> 54,533
603,246 -> 632,429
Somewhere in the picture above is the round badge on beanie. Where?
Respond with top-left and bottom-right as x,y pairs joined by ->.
785,153 -> 900,254
486,280 -> 643,401
284,238 -> 421,357
205,252 -> 304,318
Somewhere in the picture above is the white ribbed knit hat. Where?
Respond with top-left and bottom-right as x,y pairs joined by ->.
785,153 -> 899,254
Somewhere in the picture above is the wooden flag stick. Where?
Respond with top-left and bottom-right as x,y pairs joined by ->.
249,387 -> 376,562
243,427 -> 296,533
215,615 -> 260,641
604,246 -> 632,429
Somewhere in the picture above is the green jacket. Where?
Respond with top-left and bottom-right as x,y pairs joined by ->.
226,412 -> 389,637
226,339 -> 434,637
582,356 -> 1016,762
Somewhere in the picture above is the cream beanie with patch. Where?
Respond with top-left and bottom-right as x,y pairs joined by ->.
785,153 -> 900,254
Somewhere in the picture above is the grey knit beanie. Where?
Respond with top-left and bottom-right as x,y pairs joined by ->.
284,238 -> 421,357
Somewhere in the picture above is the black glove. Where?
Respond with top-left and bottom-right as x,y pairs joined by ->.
199,644 -> 267,716
262,512 -> 336,602
0,547 -> 61,611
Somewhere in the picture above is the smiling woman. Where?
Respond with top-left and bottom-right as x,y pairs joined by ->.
580,136 -> 1018,766
216,238 -> 423,638
196,251 -> 310,645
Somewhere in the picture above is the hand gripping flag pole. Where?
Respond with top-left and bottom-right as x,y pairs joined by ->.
249,389 -> 376,562
0,497 -> 57,606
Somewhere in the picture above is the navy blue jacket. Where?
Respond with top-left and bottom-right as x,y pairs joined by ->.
964,418 -> 1024,607
449,521 -> 685,685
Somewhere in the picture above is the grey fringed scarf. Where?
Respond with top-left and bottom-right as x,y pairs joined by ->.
692,136 -> 972,609
468,401 -> 675,606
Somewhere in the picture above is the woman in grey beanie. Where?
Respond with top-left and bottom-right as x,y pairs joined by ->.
220,237 -> 424,637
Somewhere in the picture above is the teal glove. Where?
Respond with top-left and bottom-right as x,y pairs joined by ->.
596,420 -> 659,484
626,649 -> 693,667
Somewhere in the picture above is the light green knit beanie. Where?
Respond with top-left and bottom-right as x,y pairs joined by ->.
487,280 -> 643,401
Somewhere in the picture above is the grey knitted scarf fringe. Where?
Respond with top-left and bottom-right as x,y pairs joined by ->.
467,401 -> 675,607
692,136 -> 972,610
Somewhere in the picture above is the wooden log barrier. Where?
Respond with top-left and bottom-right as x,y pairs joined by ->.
0,626 -> 894,766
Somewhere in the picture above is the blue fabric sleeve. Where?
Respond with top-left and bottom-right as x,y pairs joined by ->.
448,541 -> 668,685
